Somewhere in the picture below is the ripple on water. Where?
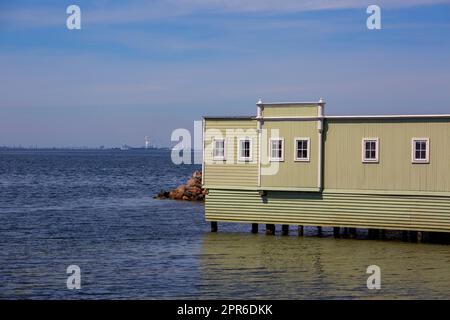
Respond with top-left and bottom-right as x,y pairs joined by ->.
0,150 -> 449,299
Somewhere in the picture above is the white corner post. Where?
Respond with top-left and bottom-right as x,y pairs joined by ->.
317,98 -> 325,190
256,99 -> 263,187
201,118 -> 205,186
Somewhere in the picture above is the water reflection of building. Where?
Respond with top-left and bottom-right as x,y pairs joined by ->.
199,232 -> 450,299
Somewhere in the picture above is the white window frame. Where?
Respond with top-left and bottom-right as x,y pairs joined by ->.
212,138 -> 226,161
269,138 -> 284,162
411,138 -> 430,164
362,138 -> 379,163
238,138 -> 252,162
294,137 -> 310,162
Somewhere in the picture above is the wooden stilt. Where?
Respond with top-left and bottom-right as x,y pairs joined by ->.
343,227 -> 349,238
373,229 -> 380,239
380,229 -> 386,240
317,226 -> 322,236
298,225 -> 304,236
281,224 -> 289,236
211,221 -> 218,233
251,223 -> 258,234
417,231 -> 424,243
349,228 -> 357,238
368,229 -> 379,240
333,227 -> 340,238
266,224 -> 275,235
409,231 -> 418,242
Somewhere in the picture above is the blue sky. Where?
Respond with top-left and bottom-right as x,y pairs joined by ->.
1,0 -> 450,147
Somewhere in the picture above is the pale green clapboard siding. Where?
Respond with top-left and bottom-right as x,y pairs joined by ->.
204,165 -> 258,186
260,120 -> 318,189
263,105 -> 318,117
204,119 -> 258,187
205,189 -> 450,232
324,119 -> 450,192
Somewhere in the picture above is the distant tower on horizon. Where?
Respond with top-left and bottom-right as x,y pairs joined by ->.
145,136 -> 150,149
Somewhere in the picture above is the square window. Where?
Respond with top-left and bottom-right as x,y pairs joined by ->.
412,138 -> 429,163
238,139 -> 252,162
212,138 -> 225,160
295,138 -> 310,162
362,138 -> 379,163
270,138 -> 284,161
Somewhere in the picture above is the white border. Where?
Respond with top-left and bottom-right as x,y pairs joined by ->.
411,137 -> 430,164
269,138 -> 284,162
294,137 -> 311,162
212,138 -> 226,161
238,138 -> 253,162
362,138 -> 379,163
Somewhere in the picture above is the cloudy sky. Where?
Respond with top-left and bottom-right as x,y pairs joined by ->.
1,0 -> 450,147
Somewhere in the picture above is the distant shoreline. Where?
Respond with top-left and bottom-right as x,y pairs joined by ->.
0,147 -> 171,151
0,147 -> 205,152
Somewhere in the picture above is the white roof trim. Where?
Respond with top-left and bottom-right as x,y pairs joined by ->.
327,114 -> 450,119
256,102 -> 323,107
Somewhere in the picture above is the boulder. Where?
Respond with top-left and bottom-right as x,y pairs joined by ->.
154,171 -> 205,201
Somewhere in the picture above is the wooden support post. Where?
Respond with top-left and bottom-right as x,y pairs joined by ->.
317,226 -> 322,236
266,224 -> 275,235
368,229 -> 379,240
251,223 -> 258,234
373,229 -> 380,239
349,228 -> 357,238
282,225 -> 289,236
417,231 -> 424,243
409,231 -> 418,242
211,221 -> 218,233
333,227 -> 340,238
380,229 -> 386,240
298,225 -> 304,236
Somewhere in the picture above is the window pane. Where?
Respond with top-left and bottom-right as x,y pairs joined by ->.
215,140 -> 224,158
244,140 -> 250,158
363,140 -> 377,160
271,139 -> 283,159
416,141 -> 421,150
271,141 -> 277,150
413,140 -> 428,160
271,148 -> 277,158
296,140 -> 308,159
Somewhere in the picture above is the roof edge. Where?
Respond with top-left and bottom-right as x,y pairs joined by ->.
202,116 -> 255,120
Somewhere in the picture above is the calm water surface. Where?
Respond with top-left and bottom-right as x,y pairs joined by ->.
0,149 -> 449,299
